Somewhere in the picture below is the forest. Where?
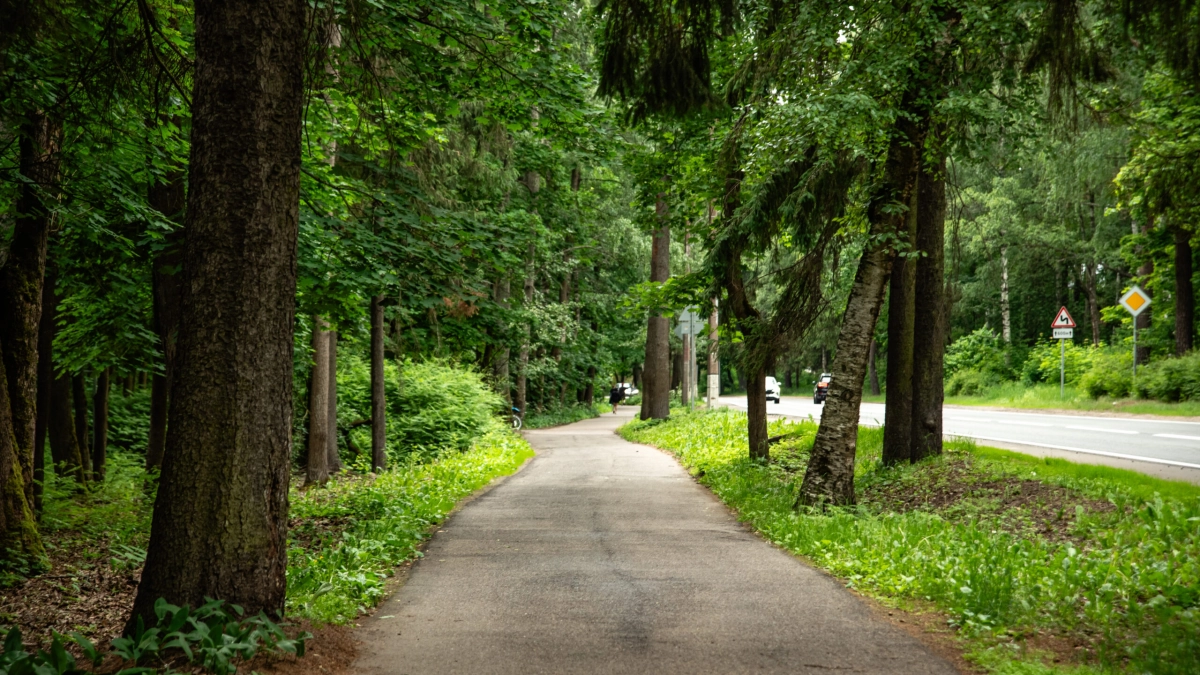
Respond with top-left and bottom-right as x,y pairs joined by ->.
0,0 -> 1198,672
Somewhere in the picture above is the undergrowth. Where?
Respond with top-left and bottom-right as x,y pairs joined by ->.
620,408 -> 1200,674
523,404 -> 601,429
286,424 -> 533,623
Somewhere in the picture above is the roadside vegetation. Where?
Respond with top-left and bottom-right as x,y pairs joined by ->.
523,405 -> 603,430
621,408 -> 1200,674
0,363 -> 533,664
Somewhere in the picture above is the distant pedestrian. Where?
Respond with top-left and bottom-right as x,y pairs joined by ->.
609,384 -> 626,414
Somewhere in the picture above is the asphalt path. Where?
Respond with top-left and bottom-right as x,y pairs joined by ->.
354,410 -> 957,674
717,395 -> 1200,481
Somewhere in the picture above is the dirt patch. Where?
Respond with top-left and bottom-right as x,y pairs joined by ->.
0,535 -> 140,652
244,622 -> 358,675
862,459 -> 1114,547
289,515 -> 354,552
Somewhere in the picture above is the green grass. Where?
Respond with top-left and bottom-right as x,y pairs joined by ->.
620,408 -> 1200,674
523,404 -> 602,429
940,382 -> 1200,417
286,424 -> 533,623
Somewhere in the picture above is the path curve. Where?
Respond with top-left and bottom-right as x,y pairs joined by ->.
354,410 -> 958,674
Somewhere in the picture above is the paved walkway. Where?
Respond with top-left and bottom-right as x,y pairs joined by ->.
354,410 -> 958,674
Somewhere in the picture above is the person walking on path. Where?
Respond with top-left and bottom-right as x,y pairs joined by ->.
608,382 -> 626,414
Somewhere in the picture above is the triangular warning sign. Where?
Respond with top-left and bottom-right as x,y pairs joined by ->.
1051,306 -> 1076,328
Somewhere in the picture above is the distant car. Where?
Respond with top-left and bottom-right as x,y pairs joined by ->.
765,376 -> 780,404
618,383 -> 639,396
813,372 -> 832,404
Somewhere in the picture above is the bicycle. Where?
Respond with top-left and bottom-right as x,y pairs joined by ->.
511,406 -> 523,431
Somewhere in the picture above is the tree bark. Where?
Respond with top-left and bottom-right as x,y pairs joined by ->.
632,363 -> 641,389
799,113 -> 920,506
492,279 -> 510,405
0,338 -> 44,564
641,190 -> 671,420
92,369 -> 110,481
370,294 -> 387,471
0,113 -> 61,510
129,0 -> 304,628
746,365 -> 768,459
1175,225 -> 1194,355
883,185 -> 917,466
910,156 -> 947,462
148,159 -> 185,472
326,330 -> 341,474
999,243 -> 1011,344
1082,263 -> 1101,346
867,339 -> 881,397
48,374 -> 85,485
1136,222 -> 1154,365
71,374 -> 91,478
307,320 -> 331,487
33,271 -> 54,511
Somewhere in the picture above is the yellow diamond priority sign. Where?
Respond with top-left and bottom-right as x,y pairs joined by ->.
1119,285 -> 1151,317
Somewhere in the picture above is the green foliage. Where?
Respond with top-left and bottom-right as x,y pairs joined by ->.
945,369 -> 997,397
1020,340 -> 1095,386
1078,349 -> 1133,399
944,328 -> 1010,379
287,428 -> 532,623
1134,352 -> 1200,402
621,408 -> 1200,674
106,389 -> 153,454
0,597 -> 308,675
523,404 -> 600,429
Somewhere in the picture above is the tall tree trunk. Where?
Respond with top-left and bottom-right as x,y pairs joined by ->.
92,369 -> 110,482
370,294 -> 387,471
867,339 -> 881,397
910,156 -> 947,462
799,112 -> 921,506
0,113 -> 61,514
883,186 -> 917,466
670,348 -> 682,391
129,0 -> 304,628
0,339 -> 44,563
641,190 -> 671,420
632,363 -> 641,389
1175,225 -> 1194,355
148,157 -> 185,472
48,374 -> 85,485
307,320 -> 331,487
33,272 -> 54,512
999,243 -> 1011,344
71,375 -> 91,478
1083,263 -> 1101,346
492,279 -> 511,404
1136,262 -> 1153,366
326,331 -> 341,474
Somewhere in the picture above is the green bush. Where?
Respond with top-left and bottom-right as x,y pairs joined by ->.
945,369 -> 996,396
1079,348 -> 1133,399
106,388 -> 152,453
1020,339 -> 1094,385
1135,351 -> 1200,402
333,356 -> 502,463
944,327 -> 1009,379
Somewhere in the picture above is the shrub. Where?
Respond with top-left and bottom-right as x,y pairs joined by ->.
945,369 -> 995,396
107,388 -> 152,453
1134,351 -> 1200,402
1079,349 -> 1133,398
1020,339 -> 1094,385
944,327 -> 1010,379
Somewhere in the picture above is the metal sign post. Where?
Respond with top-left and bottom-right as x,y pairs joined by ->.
1051,307 -> 1076,398
1119,286 -> 1152,380
676,307 -> 701,410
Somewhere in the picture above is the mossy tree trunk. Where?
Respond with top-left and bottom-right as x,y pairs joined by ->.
641,188 -> 671,420
910,155 -> 947,462
128,0 -> 304,628
370,294 -> 387,471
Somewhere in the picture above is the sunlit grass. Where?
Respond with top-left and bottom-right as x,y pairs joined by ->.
620,408 -> 1200,674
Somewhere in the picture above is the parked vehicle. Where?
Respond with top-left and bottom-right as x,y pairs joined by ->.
813,373 -> 832,404
618,382 -> 639,396
765,376 -> 780,404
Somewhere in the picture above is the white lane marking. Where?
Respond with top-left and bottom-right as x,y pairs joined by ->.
1064,425 -> 1137,435
1001,421 -> 1054,428
949,409 -> 1200,426
1155,434 -> 1200,442
954,434 -> 1200,470
947,416 -> 995,423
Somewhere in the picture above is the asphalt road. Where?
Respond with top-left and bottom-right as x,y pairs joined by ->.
354,410 -> 957,674
717,395 -> 1200,481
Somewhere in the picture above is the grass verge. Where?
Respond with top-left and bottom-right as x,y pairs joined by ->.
523,404 -> 602,429
287,425 -> 533,623
864,382 -> 1200,417
619,408 -> 1200,674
